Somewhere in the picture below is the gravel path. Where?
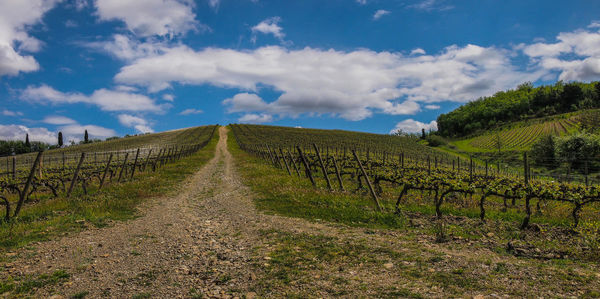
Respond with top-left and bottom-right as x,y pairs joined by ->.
3,127 -> 599,298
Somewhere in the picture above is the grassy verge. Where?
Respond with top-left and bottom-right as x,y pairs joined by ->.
0,128 -> 219,250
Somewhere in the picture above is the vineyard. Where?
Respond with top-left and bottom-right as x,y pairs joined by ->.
231,124 -> 600,231
0,125 -> 217,222
458,109 -> 600,152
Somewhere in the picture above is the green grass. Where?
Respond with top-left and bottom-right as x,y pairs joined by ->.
0,128 -> 219,250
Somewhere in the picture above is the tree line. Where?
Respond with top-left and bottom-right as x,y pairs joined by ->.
0,129 -> 111,157
437,81 -> 600,137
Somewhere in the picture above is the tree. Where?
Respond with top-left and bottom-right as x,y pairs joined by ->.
84,130 -> 89,143
530,135 -> 557,169
556,133 -> 600,172
421,128 -> 426,139
25,134 -> 30,148
58,132 -> 63,147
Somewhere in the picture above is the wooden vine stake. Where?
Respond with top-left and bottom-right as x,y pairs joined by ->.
118,152 -> 129,183
313,143 -> 332,191
99,153 -> 114,190
130,148 -> 141,180
332,155 -> 345,192
279,148 -> 291,175
13,151 -> 43,217
287,150 -> 301,176
296,146 -> 316,187
352,149 -> 383,212
66,152 -> 85,198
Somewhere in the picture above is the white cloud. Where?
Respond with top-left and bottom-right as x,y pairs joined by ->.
425,104 -> 440,109
43,116 -> 77,125
73,0 -> 89,10
356,0 -> 367,4
238,113 -> 273,124
115,44 -> 534,121
94,0 -> 199,37
86,34 -> 167,61
207,0 -> 219,8
179,108 -> 203,115
0,124 -> 57,144
0,0 -> 61,77
222,93 -> 268,113
521,24 -> 600,81
117,114 -> 154,133
410,48 -> 426,55
588,21 -> 600,29
2,110 -> 23,117
408,0 -> 453,11
251,17 -> 284,40
373,10 -> 390,20
162,94 -> 175,101
21,84 -> 165,113
390,119 -> 437,134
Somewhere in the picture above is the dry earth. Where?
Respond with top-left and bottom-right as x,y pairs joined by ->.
2,127 -> 599,298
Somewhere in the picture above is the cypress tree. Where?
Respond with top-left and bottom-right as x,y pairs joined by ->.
25,133 -> 30,148
58,132 -> 63,147
84,130 -> 89,143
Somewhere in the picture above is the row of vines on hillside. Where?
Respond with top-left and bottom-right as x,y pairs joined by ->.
232,124 -> 600,230
0,125 -> 217,222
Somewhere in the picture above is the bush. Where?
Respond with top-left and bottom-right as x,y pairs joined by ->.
426,135 -> 447,147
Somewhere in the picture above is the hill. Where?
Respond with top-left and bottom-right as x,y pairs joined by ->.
451,109 -> 600,152
437,81 -> 600,138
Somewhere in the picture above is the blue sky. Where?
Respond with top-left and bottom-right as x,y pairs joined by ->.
1,0 -> 600,144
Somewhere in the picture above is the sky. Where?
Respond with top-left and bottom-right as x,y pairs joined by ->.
1,0 -> 600,144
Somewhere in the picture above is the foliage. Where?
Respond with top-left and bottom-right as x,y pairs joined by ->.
0,140 -> 51,157
426,134 -> 447,147
437,81 -> 600,137
555,132 -> 600,172
530,135 -> 557,169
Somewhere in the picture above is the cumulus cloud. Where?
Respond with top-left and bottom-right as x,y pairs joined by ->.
117,114 -> 153,133
251,17 -> 285,41
94,0 -> 200,37
373,10 -> 390,20
0,0 -> 61,77
238,113 -> 273,124
21,84 -> 165,112
162,94 -> 175,101
356,0 -> 367,4
0,125 -> 57,144
424,104 -> 440,109
179,108 -> 203,115
43,115 -> 77,125
520,25 -> 600,81
114,44 -> 534,120
390,119 -> 437,134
